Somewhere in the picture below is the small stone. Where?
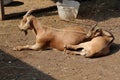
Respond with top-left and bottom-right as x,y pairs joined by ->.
38,66 -> 41,69
8,61 -> 12,64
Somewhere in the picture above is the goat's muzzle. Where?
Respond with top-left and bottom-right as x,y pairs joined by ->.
19,28 -> 28,36
18,25 -> 28,36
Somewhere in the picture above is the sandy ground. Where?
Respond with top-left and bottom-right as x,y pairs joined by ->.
0,0 -> 120,80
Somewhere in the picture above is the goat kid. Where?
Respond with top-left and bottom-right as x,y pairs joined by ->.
13,10 -> 89,51
64,28 -> 114,58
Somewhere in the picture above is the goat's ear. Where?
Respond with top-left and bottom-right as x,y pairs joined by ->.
94,28 -> 102,36
23,9 -> 34,18
102,30 -> 112,37
95,28 -> 102,32
86,29 -> 93,38
86,24 -> 98,37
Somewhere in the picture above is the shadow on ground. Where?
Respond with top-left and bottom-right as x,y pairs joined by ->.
4,5 -> 57,20
78,0 -> 120,22
110,43 -> 120,55
0,49 -> 56,80
5,1 -> 24,7
3,0 -> 120,22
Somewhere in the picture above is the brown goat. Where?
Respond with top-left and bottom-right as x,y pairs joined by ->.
13,10 -> 89,51
64,28 -> 114,58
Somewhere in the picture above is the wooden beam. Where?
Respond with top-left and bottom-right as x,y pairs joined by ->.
0,0 -> 5,20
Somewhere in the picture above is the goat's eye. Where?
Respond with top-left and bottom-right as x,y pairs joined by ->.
22,20 -> 27,23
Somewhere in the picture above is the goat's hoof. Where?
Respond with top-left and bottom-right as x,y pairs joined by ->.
80,50 -> 87,56
13,46 -> 22,51
65,50 -> 71,54
63,49 -> 67,54
63,48 -> 69,54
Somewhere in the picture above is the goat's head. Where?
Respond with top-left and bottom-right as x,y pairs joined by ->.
86,24 -> 102,38
86,24 -> 114,43
19,10 -> 34,35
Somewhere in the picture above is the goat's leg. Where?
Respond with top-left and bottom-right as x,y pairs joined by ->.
65,44 -> 82,50
13,43 -> 44,51
102,46 -> 110,56
84,46 -> 110,58
93,46 -> 110,57
65,50 -> 81,55
83,51 -> 93,58
64,49 -> 86,56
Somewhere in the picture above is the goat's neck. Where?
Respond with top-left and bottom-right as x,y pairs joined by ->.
31,18 -> 44,35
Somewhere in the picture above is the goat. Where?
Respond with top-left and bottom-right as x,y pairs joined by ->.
64,27 -> 114,58
13,10 -> 90,51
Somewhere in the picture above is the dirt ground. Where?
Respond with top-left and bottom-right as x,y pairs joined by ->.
0,0 -> 120,80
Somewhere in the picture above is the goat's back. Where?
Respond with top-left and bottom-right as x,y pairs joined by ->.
49,26 -> 87,51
